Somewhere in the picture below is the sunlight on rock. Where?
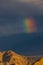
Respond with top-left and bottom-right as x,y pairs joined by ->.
0,50 -> 43,65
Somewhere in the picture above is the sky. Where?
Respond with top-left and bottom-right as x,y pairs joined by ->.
0,0 -> 43,55
0,0 -> 43,36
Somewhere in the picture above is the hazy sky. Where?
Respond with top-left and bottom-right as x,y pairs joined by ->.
0,0 -> 43,55
0,0 -> 43,36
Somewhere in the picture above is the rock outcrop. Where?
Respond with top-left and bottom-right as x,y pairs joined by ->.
0,50 -> 43,65
32,58 -> 43,65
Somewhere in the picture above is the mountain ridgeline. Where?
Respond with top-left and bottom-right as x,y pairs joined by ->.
0,50 -> 43,65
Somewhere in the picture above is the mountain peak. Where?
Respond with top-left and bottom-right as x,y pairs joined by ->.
0,50 -> 43,65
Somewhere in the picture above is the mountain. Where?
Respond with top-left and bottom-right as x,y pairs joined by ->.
32,58 -> 43,65
0,50 -> 43,65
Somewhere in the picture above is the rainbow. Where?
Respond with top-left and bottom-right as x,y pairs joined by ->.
22,18 -> 37,33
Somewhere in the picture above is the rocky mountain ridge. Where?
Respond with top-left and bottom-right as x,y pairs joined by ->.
0,50 -> 43,65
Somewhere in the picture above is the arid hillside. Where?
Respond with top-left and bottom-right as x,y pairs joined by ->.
0,50 -> 43,65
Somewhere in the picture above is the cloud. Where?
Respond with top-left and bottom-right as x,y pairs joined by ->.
17,0 -> 43,13
0,18 -> 24,36
0,0 -> 43,36
0,16 -> 43,37
0,0 -> 43,17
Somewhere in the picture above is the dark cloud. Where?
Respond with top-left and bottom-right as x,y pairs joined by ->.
0,19 -> 23,36
0,0 -> 43,16
0,0 -> 43,36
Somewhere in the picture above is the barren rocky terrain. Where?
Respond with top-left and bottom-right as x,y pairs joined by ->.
0,50 -> 43,65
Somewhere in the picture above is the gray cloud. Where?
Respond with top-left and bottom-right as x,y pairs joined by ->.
0,0 -> 43,16
0,0 -> 43,36
0,18 -> 23,36
0,16 -> 43,36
